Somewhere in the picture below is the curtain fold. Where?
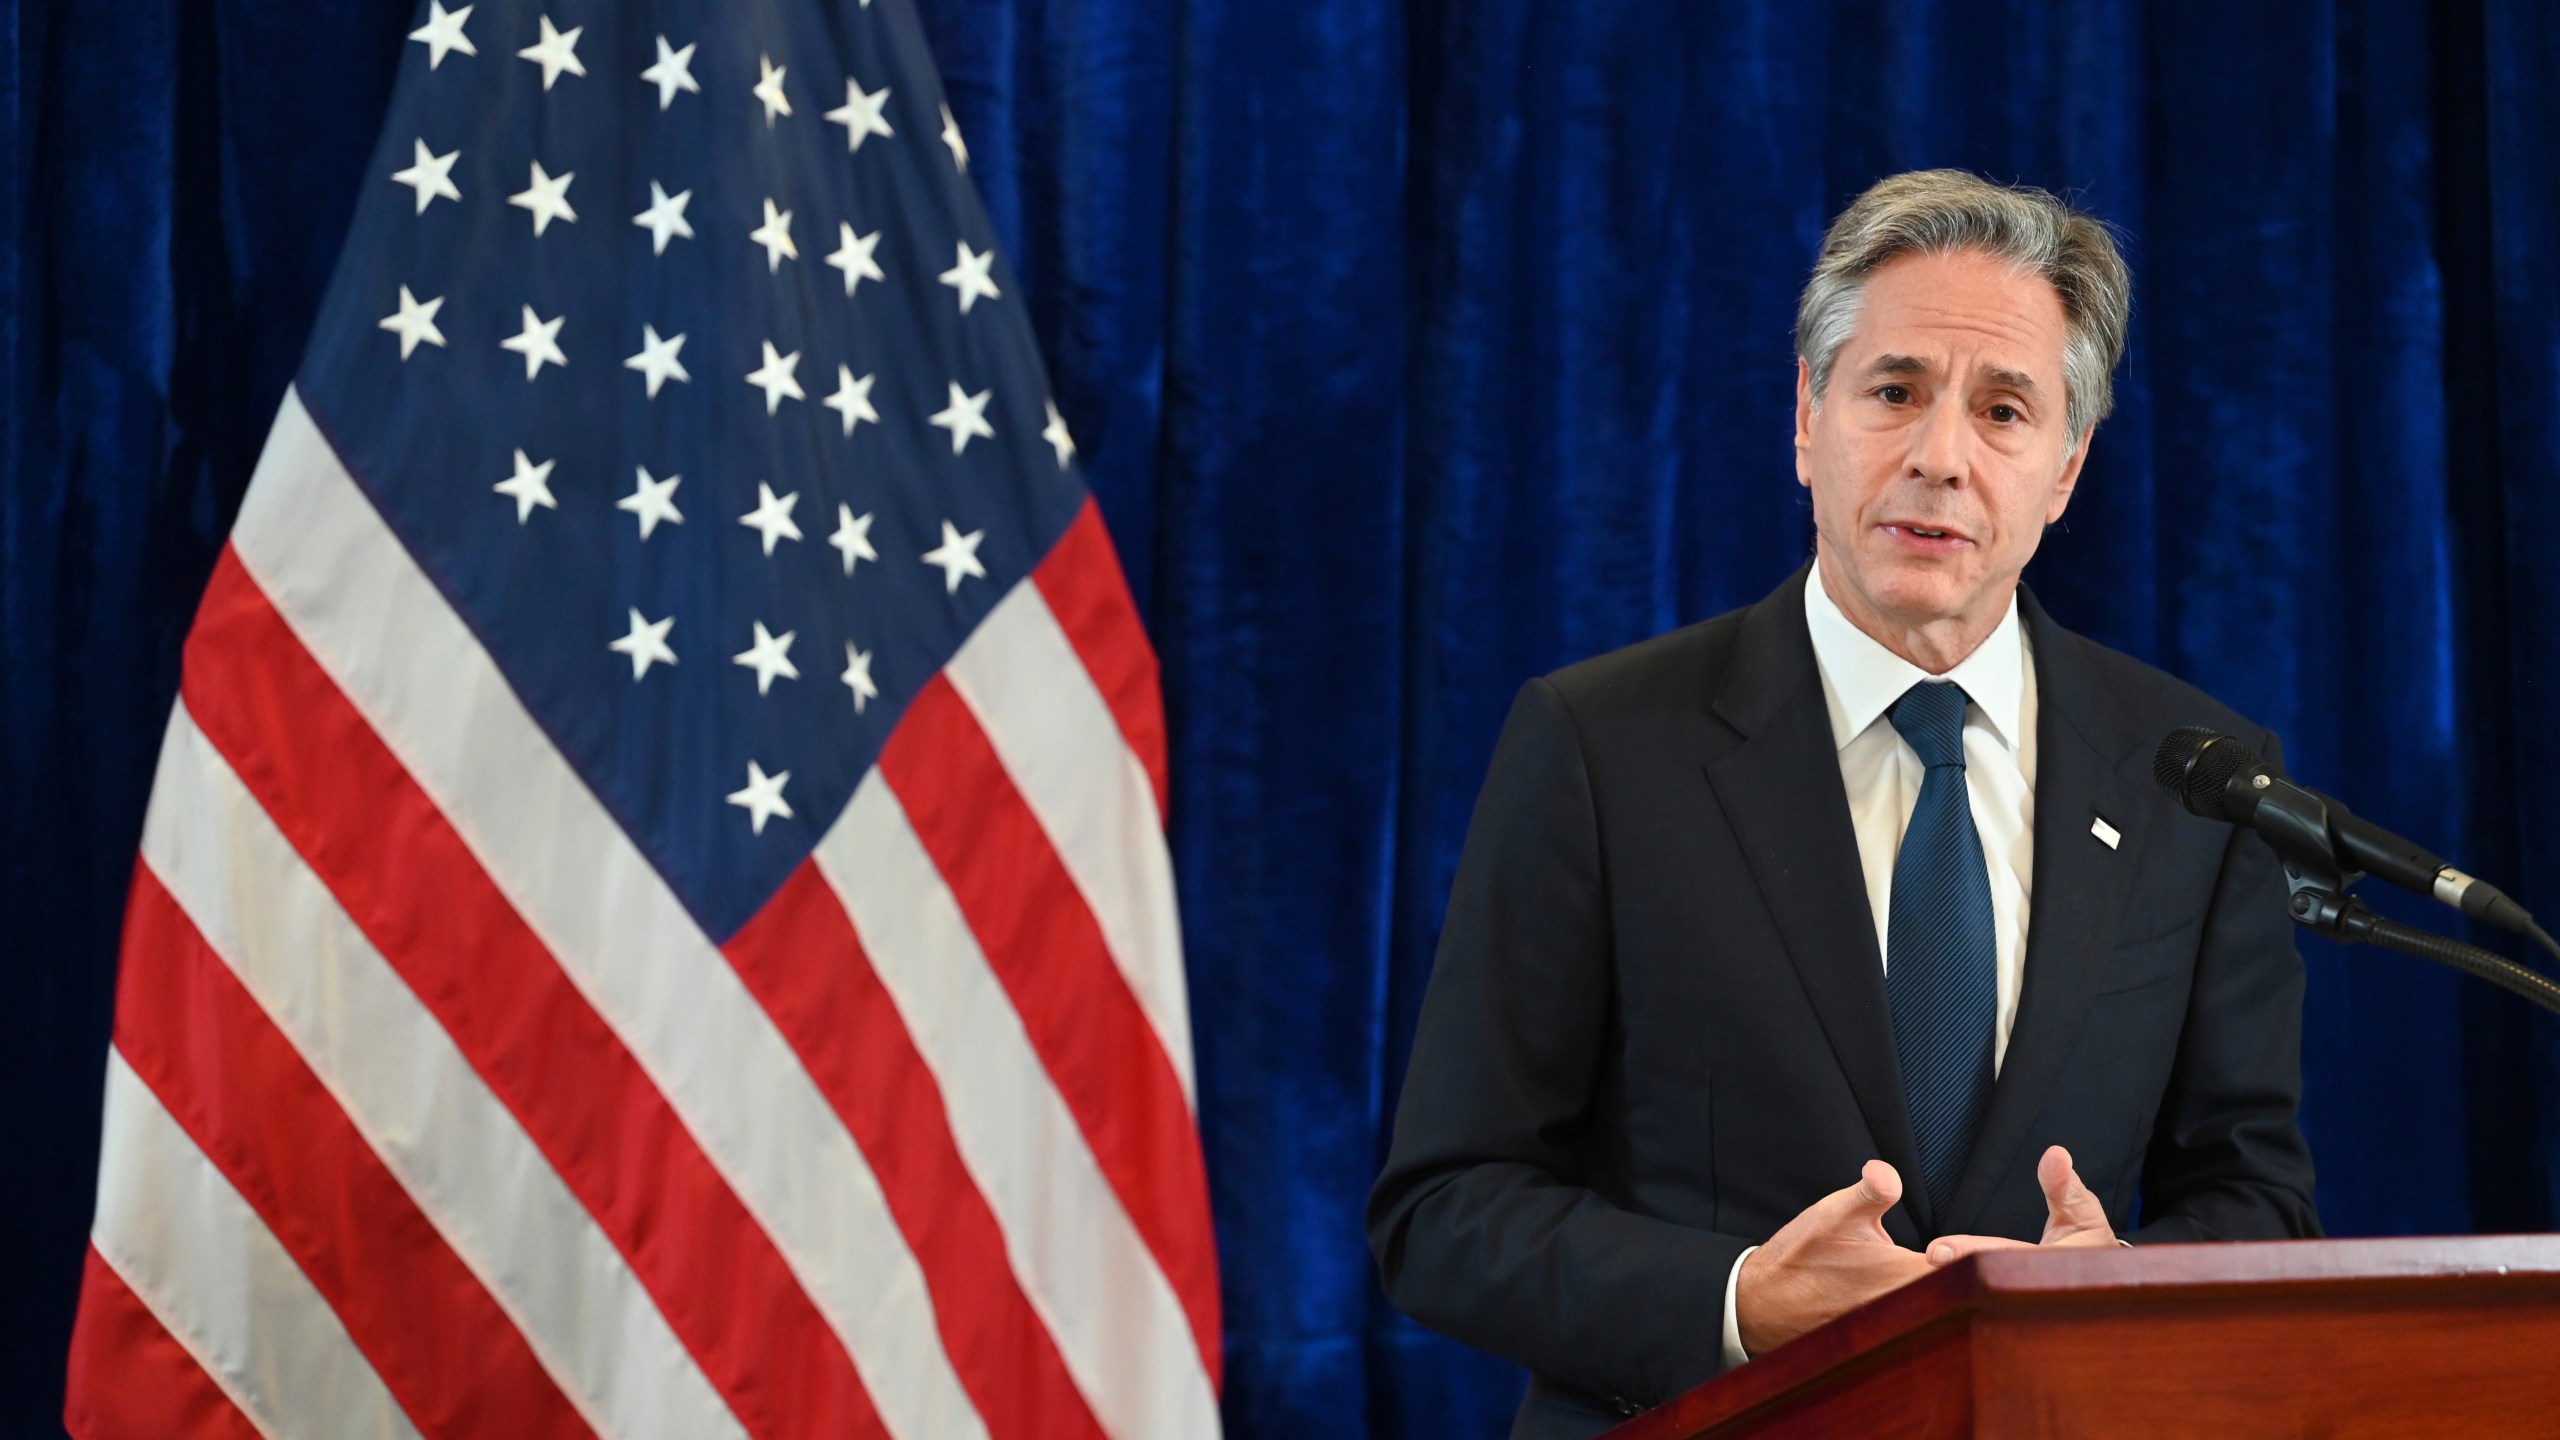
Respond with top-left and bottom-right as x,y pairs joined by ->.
6,2 -> 2557,1435
2480,0 -> 2560,1228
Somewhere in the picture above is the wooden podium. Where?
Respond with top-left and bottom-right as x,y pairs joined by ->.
1604,1236 -> 2560,1439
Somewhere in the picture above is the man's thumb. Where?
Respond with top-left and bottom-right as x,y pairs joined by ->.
1840,1158 -> 1904,1222
2039,1146 -> 2102,1220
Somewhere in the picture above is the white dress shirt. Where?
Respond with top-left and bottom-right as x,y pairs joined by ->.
1719,558 -> 2040,1368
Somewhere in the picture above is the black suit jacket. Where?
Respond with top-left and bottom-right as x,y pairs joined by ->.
1368,565 -> 2320,1439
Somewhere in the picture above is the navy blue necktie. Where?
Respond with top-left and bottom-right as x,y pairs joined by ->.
1885,680 -> 1997,1219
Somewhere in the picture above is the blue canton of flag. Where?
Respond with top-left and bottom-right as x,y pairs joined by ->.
315,0 -> 1081,938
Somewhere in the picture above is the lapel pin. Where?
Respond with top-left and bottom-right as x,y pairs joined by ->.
2091,815 -> 2122,850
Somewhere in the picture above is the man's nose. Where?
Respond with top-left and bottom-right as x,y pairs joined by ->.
1906,396 -> 1970,487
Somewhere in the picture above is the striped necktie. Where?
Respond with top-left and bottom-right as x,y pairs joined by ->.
1885,680 -> 1997,1220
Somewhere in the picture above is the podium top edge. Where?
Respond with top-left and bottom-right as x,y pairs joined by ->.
1972,1233 -> 2560,1293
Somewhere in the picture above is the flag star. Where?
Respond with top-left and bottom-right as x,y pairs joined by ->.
738,481 -> 803,554
726,761 -> 793,834
624,324 -> 690,397
509,160 -> 577,236
640,35 -> 699,110
938,241 -> 1001,314
825,77 -> 894,151
500,305 -> 567,379
391,139 -> 461,214
828,504 -> 877,575
408,1 -> 476,68
927,381 -> 995,454
922,520 -> 988,593
751,198 -> 797,272
940,103 -> 969,171
1041,399 -> 1077,468
378,285 -> 446,359
632,181 -> 694,254
841,642 -> 878,713
494,448 -> 557,523
753,54 -> 792,125
825,223 -> 884,296
517,14 -> 585,89
609,608 -> 677,679
732,620 -> 800,694
617,466 -> 683,539
745,341 -> 804,413
823,365 -> 878,437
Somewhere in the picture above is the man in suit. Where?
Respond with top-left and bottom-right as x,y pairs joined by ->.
1367,170 -> 2320,1439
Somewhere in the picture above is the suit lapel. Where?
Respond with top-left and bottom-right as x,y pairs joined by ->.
1940,590 -> 2155,1235
1700,565 -> 1933,1238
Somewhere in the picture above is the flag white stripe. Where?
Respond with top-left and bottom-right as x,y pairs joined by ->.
139,704 -> 746,1440
944,583 -> 1197,1106
816,773 -> 1221,1440
228,388 -> 984,1440
92,1051 -> 424,1440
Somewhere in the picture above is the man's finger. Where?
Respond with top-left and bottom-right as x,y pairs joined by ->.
1925,1233 -> 2034,1265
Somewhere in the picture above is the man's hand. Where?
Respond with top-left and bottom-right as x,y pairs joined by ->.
1925,1145 -> 2118,1265
1734,1159 -> 1934,1356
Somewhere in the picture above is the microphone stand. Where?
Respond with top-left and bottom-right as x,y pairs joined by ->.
2279,854 -> 2560,1017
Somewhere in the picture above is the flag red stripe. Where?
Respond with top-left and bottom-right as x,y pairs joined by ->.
63,1246 -> 266,1440
725,862 -> 1110,1440
1032,499 -> 1170,819
879,675 -> 1222,1383
179,548 -> 885,1440
109,864 -> 595,1440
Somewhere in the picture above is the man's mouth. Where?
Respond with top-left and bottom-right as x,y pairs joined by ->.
1882,522 -> 1970,545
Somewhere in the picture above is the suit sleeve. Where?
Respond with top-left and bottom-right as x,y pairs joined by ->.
2128,728 -> 2323,1244
1367,678 -> 1749,1405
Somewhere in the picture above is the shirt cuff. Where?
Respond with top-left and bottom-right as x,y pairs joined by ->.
1720,1244 -> 1759,1370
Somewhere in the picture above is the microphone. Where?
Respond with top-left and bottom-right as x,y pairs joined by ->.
2151,726 -> 2542,941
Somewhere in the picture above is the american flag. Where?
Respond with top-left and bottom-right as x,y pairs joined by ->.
63,2 -> 1220,1436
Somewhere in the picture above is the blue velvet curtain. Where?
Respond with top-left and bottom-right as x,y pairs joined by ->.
7,1 -> 2558,1436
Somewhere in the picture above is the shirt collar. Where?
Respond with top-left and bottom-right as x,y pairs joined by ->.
1803,556 -> 2028,754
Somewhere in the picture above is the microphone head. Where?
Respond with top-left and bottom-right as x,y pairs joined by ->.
2153,726 -> 2266,820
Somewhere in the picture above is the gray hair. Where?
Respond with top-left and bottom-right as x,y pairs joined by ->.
1794,169 -> 2132,444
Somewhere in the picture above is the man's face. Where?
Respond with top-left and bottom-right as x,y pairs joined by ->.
1795,247 -> 2090,638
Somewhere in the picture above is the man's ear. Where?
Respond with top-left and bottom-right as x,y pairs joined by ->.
1794,358 -> 1815,488
2046,424 -> 2093,524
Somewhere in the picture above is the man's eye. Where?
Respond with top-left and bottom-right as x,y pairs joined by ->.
1877,385 -> 1912,404
1987,403 -> 2020,423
